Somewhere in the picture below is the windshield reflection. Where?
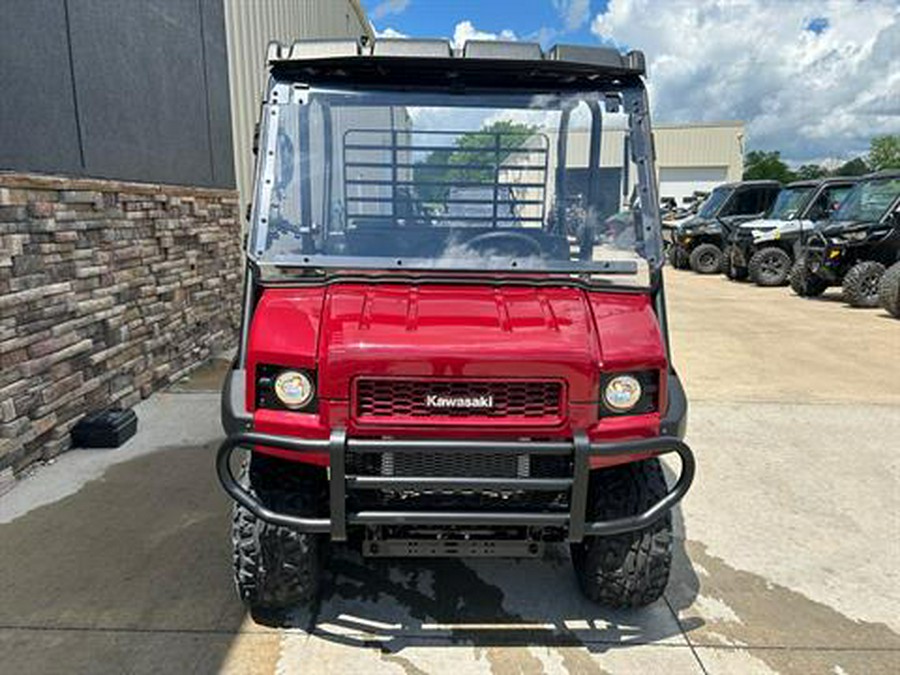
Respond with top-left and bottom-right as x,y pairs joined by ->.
251,85 -> 659,283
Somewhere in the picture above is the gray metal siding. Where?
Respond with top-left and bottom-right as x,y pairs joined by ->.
0,0 -> 83,176
224,0 -> 373,214
0,0 -> 235,189
201,0 -> 237,188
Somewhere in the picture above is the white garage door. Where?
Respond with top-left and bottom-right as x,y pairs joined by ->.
658,167 -> 729,204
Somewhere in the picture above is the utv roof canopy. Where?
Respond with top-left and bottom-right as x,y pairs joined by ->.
786,177 -> 860,189
266,38 -> 647,89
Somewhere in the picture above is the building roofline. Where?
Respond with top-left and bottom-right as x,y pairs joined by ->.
547,121 -> 745,134
653,121 -> 744,130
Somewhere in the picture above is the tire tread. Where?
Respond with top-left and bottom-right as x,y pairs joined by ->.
879,261 -> 900,318
842,260 -> 885,308
689,243 -> 724,274
571,459 -> 673,608
749,246 -> 792,286
789,254 -> 829,297
231,456 -> 324,611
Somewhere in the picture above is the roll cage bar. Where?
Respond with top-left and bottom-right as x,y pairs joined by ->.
781,178 -> 858,221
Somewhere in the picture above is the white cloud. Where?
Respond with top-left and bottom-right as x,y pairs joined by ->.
590,0 -> 900,163
451,20 -> 517,50
374,26 -> 408,39
529,26 -> 560,47
370,0 -> 410,21
553,0 -> 591,32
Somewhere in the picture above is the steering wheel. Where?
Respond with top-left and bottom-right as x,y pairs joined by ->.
465,231 -> 544,257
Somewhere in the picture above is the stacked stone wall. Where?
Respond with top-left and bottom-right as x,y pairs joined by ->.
0,173 -> 242,475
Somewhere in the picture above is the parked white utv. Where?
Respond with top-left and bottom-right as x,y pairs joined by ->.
727,178 -> 857,286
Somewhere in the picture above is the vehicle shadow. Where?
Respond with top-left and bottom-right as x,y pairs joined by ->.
804,290 -> 846,304
257,462 -> 703,656
0,442 -> 254,674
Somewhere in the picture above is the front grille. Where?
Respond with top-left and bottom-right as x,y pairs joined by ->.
346,450 -> 572,513
349,451 -> 519,478
356,379 -> 563,423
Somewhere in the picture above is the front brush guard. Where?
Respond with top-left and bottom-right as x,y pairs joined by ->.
216,430 -> 694,543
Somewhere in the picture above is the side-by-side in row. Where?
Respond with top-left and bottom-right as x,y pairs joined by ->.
661,171 -> 900,317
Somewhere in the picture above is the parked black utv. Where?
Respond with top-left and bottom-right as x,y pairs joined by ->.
668,181 -> 781,274
790,171 -> 900,307
727,178 -> 857,286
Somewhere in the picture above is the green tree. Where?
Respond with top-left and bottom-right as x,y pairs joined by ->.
414,120 -> 538,205
742,150 -> 795,183
794,164 -> 828,180
869,134 -> 900,170
833,157 -> 870,176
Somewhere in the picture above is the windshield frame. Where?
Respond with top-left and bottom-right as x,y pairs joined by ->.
767,185 -> 816,221
697,187 -> 732,219
247,78 -> 664,285
830,176 -> 900,224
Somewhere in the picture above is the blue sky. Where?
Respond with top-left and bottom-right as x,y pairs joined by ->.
363,0 -> 603,46
360,0 -> 900,165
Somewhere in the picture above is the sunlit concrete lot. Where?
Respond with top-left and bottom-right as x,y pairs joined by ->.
1,271 -> 898,674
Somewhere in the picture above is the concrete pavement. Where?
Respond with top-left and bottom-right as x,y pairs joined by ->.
1,270 -> 898,674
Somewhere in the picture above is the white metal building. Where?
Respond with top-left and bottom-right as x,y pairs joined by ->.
654,122 -> 745,203
223,0 -> 373,214
558,121 -> 745,208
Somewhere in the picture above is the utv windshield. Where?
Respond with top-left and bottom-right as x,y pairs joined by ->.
768,186 -> 815,220
832,177 -> 900,223
697,187 -> 732,219
250,83 -> 661,284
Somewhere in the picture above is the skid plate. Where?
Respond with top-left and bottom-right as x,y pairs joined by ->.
363,538 -> 544,558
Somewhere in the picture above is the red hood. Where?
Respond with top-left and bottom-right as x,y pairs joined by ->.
246,283 -> 666,419
317,284 -> 600,402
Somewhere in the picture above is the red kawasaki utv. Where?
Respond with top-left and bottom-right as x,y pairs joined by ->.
218,38 -> 695,613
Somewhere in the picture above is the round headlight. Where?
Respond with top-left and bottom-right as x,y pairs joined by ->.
273,370 -> 314,409
604,374 -> 643,412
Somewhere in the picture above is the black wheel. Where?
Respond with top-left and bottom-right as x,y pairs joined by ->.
232,454 -> 327,612
688,243 -> 723,274
879,261 -> 900,318
571,458 -> 673,608
724,253 -> 748,281
749,247 -> 792,287
789,254 -> 829,297
667,244 -> 691,270
842,261 -> 885,308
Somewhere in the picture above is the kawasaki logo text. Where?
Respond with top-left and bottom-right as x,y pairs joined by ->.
425,394 -> 494,409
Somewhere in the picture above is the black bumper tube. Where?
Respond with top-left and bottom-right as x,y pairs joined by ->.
217,370 -> 694,541
216,431 -> 332,532
216,431 -> 694,540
